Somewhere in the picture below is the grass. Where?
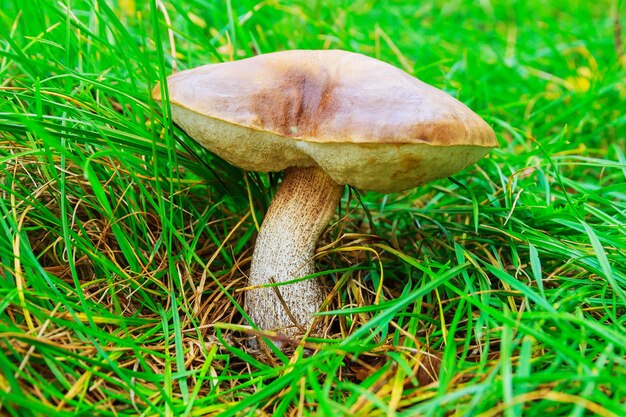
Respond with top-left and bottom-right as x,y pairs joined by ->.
0,0 -> 625,415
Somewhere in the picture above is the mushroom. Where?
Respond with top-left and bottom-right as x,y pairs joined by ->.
152,50 -> 497,340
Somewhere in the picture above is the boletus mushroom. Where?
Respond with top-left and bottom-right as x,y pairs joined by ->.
153,50 -> 497,341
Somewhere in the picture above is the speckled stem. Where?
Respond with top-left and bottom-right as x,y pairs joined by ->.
246,166 -> 342,337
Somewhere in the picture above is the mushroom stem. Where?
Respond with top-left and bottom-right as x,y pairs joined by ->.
246,166 -> 343,337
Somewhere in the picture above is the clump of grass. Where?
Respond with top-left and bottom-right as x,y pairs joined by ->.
1,0 -> 625,416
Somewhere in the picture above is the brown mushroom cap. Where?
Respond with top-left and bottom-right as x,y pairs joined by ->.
153,49 -> 497,192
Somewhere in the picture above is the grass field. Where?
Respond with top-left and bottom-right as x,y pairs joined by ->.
1,0 -> 625,416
